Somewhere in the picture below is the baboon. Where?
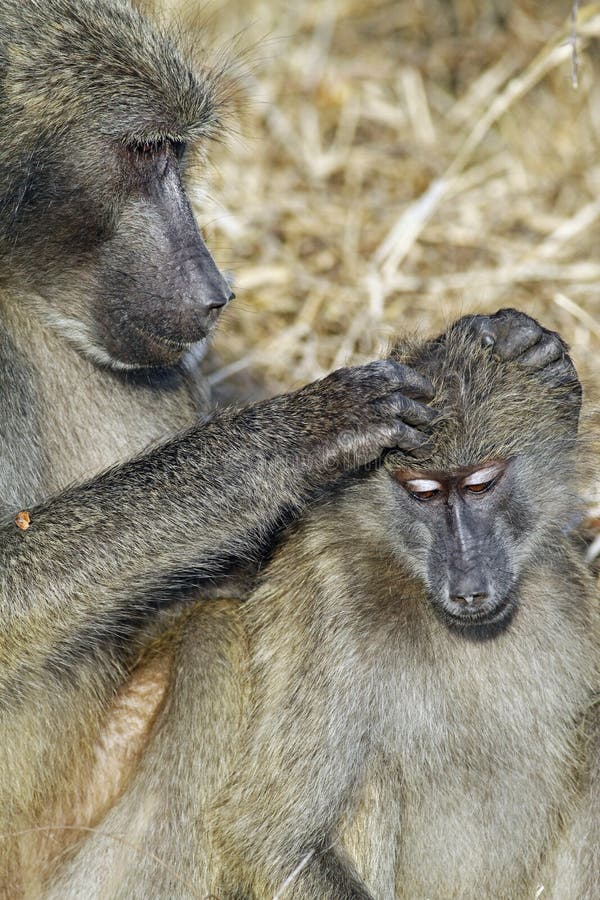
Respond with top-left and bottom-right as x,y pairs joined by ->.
0,0 -> 441,894
46,312 -> 599,899
213,313 -> 599,899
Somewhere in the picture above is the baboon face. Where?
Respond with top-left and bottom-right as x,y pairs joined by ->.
88,137 -> 234,368
25,135 -> 233,370
386,457 -> 527,632
0,0 -> 233,369
373,324 -> 582,637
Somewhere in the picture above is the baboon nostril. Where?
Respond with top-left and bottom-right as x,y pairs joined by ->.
204,290 -> 232,311
452,592 -> 488,609
205,299 -> 227,310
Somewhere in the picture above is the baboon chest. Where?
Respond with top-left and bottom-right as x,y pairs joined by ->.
349,623 -> 584,899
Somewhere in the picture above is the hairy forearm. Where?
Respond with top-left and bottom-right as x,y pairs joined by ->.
0,405 -> 319,671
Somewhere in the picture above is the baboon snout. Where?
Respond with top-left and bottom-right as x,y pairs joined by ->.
180,237 -> 234,322
441,558 -> 519,630
448,569 -> 490,607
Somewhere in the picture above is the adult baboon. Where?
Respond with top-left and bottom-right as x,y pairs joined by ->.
47,311 -> 599,900
0,0 -> 439,893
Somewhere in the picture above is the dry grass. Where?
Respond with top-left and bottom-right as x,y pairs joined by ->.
153,0 -> 600,405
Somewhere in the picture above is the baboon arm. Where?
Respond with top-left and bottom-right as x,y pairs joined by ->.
0,411 -> 300,694
0,360 -> 433,696
0,412 -> 316,694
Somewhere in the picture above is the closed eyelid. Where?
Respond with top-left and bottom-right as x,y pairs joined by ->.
405,478 -> 443,492
462,465 -> 504,486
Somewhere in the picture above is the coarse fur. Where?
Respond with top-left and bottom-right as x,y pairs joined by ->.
0,1 -> 439,894
47,320 -> 599,899
1,2 -> 596,895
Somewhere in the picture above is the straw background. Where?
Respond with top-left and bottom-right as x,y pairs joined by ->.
149,1 -> 600,408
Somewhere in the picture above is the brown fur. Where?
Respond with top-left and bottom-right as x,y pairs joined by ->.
2,2 -> 595,894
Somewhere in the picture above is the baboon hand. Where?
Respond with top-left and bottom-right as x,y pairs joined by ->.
298,359 -> 438,471
458,308 -> 581,396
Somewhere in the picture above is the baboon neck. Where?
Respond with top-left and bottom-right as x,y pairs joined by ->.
0,290 -> 204,507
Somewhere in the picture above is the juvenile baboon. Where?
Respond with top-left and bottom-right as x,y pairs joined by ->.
0,0 -> 440,893
45,311 -> 600,900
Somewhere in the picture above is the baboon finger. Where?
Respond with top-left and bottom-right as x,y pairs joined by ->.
538,357 -> 581,391
382,422 -> 431,452
464,309 -> 544,360
377,360 -> 435,402
487,313 -> 543,360
454,312 -> 511,347
516,333 -> 564,370
374,393 -> 439,427
459,314 -> 495,345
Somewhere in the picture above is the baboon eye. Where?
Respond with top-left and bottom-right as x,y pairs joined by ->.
464,481 -> 493,494
462,463 -> 505,495
403,478 -> 443,501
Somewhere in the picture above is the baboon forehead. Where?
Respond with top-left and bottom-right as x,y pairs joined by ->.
0,0 -> 221,139
386,328 -> 578,472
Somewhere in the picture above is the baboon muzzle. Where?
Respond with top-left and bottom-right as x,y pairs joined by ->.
443,502 -> 506,622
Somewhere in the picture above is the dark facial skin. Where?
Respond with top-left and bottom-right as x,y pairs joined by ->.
93,138 -> 234,367
389,458 -> 527,636
371,307 -> 583,641
9,135 -> 234,370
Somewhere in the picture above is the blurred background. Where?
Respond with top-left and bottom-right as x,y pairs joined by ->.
152,1 -> 600,397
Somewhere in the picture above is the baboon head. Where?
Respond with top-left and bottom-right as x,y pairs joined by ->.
370,322 -> 583,636
0,0 -> 233,368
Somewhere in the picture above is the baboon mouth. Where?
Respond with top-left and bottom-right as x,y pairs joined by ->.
132,324 -> 208,353
441,592 -> 517,636
149,333 -> 198,350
